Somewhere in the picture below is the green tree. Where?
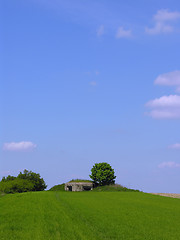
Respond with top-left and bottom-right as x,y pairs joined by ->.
89,162 -> 116,186
17,170 -> 47,191
1,175 -> 16,182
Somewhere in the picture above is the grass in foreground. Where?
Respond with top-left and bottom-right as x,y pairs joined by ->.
0,191 -> 180,240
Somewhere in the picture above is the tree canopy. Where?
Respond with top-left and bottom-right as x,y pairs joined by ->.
89,162 -> 116,186
0,170 -> 47,194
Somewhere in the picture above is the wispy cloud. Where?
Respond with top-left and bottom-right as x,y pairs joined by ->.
97,25 -> 105,37
35,0 -> 133,38
145,9 -> 180,35
154,9 -> 180,22
145,22 -> 173,35
116,27 -> 132,38
95,70 -> 100,75
85,70 -> 100,76
155,71 -> 180,92
158,161 -> 180,168
146,95 -> 180,119
3,141 -> 37,151
146,109 -> 180,119
168,143 -> 180,149
89,81 -> 97,86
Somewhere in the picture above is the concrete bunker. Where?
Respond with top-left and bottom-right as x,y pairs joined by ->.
65,181 -> 94,192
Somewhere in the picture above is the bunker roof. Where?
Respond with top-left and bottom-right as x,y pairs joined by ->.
65,181 -> 93,186
68,179 -> 92,183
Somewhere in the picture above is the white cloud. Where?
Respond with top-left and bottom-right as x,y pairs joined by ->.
145,9 -> 180,35
89,81 -> 97,86
97,25 -> 104,37
158,161 -> 180,168
146,95 -> 180,108
116,27 -> 132,38
168,143 -> 180,149
154,9 -> 180,22
146,72 -> 180,119
146,95 -> 180,119
145,22 -> 173,35
154,71 -> 180,92
3,141 -> 37,151
147,109 -> 180,119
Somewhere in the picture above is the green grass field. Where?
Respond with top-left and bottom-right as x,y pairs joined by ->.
0,191 -> 180,240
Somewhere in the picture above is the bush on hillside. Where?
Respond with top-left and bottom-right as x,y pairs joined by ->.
0,179 -> 34,194
0,170 -> 47,194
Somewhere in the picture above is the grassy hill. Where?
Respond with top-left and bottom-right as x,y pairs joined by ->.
49,183 -> 139,192
0,191 -> 180,240
92,184 -> 140,192
48,183 -> 65,191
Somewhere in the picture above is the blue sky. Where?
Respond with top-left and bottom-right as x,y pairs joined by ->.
1,0 -> 180,193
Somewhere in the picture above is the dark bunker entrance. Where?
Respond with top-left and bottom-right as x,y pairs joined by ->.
83,186 -> 91,191
67,186 -> 72,191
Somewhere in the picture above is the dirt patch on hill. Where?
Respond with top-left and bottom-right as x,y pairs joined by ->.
151,193 -> 180,199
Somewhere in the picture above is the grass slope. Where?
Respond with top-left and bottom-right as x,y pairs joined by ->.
92,184 -> 140,192
49,183 -> 65,191
0,192 -> 180,240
